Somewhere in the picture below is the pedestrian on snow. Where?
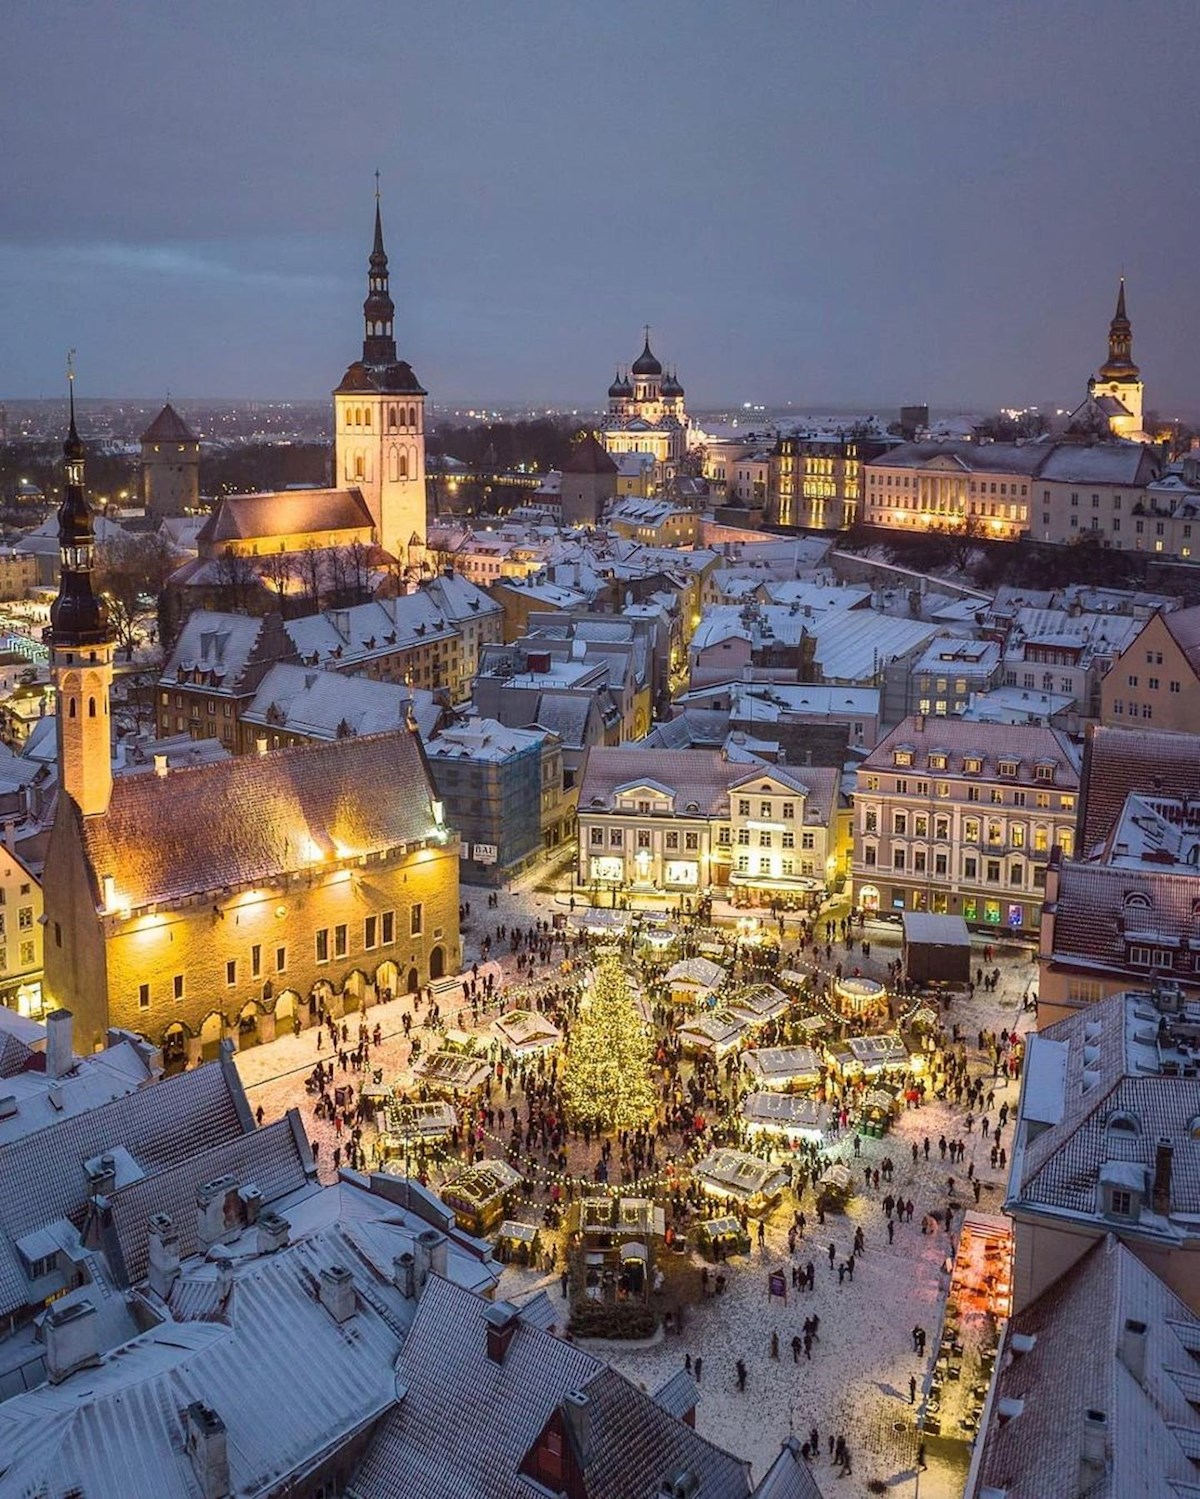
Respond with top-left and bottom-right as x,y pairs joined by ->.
736,1359 -> 747,1391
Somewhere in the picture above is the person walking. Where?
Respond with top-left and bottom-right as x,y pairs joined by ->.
908,1374 -> 917,1404
791,1334 -> 801,1364
736,1359 -> 747,1391
694,1356 -> 703,1383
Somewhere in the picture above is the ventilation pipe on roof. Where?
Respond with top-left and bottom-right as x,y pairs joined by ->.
185,1402 -> 231,1499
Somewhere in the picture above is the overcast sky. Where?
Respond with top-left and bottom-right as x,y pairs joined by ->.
4,1 -> 1198,411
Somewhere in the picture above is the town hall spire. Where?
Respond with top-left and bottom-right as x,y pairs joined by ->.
363,178 -> 397,367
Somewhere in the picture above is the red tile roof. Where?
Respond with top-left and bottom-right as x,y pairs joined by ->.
1079,726 -> 1200,854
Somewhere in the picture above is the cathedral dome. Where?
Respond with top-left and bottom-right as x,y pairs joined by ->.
631,335 -> 662,377
661,369 -> 684,397
608,370 -> 632,398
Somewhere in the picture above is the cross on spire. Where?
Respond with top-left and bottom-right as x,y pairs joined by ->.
67,350 -> 77,432
375,168 -> 381,202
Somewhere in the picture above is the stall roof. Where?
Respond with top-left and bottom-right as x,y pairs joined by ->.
901,911 -> 971,947
742,1046 -> 822,1084
693,1148 -> 789,1199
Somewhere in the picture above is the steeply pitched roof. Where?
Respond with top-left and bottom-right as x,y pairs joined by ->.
1079,726 -> 1200,854
862,715 -> 1080,782
563,434 -> 618,475
579,746 -> 749,815
140,403 -> 198,444
0,1058 -> 249,1320
197,488 -> 375,547
1044,860 -> 1200,992
76,729 -> 439,908
973,1237 -> 1200,1499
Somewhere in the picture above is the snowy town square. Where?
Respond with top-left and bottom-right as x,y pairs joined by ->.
235,879 -> 1033,1497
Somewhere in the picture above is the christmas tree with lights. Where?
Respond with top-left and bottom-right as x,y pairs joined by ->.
562,949 -> 656,1132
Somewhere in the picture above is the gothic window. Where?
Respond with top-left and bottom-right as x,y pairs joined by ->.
409,405 -> 417,427
88,697 -> 96,717
364,408 -> 372,430
388,405 -> 397,430
355,456 -> 365,481
399,451 -> 408,479
68,698 -> 76,719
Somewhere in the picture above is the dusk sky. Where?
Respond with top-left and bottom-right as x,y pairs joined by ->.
5,1 -> 1198,412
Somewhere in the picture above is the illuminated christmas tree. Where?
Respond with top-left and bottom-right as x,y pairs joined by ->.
562,949 -> 656,1132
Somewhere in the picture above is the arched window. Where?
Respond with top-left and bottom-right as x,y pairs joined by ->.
355,456 -> 365,480
364,409 -> 372,430
408,405 -> 417,427
388,405 -> 397,430
68,698 -> 76,719
398,452 -> 408,479
88,697 -> 96,718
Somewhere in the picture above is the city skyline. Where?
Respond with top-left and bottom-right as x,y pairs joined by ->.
4,2 -> 1199,411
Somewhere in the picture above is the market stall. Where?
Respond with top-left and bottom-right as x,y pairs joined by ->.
742,1045 -> 822,1091
827,1032 -> 913,1078
663,956 -> 727,1007
384,1099 -> 458,1142
858,1084 -> 899,1137
742,1090 -> 830,1142
677,1009 -> 749,1059
576,1197 -> 665,1304
833,975 -> 888,1022
691,1148 -> 789,1210
411,1050 -> 491,1095
922,1212 -> 1012,1442
816,1162 -> 854,1213
725,983 -> 790,1029
492,1009 -> 561,1057
496,1219 -> 542,1266
902,911 -> 971,986
440,1158 -> 523,1235
696,1215 -> 751,1261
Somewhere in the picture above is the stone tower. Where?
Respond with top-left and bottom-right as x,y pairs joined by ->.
1088,277 -> 1144,439
140,402 -> 200,516
48,372 -> 115,817
333,187 -> 428,570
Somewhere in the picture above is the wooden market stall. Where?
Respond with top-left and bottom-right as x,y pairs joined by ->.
691,1148 -> 789,1211
492,1009 -> 561,1057
412,1050 -> 491,1096
440,1158 -> 524,1235
742,1090 -> 830,1142
816,1162 -> 854,1213
725,983 -> 790,1029
496,1219 -> 543,1266
696,1214 -> 751,1261
663,956 -> 727,1007
741,1045 -> 822,1091
575,1197 -> 666,1303
827,1032 -> 913,1079
677,1009 -> 749,1059
858,1084 -> 899,1137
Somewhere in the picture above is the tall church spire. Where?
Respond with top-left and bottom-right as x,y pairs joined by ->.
49,356 -> 115,818
1100,275 -> 1137,377
363,178 -> 397,366
50,356 -> 110,649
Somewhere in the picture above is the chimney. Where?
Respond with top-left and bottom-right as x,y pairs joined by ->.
563,1389 -> 592,1465
413,1228 -> 447,1292
154,753 -> 169,777
43,1300 -> 101,1384
45,1008 -> 74,1079
394,1251 -> 416,1300
1078,1408 -> 1108,1494
319,1264 -> 356,1323
2,819 -> 15,853
484,1300 -> 520,1364
1119,1318 -> 1148,1387
147,1212 -> 181,1300
255,1210 -> 290,1255
237,1183 -> 263,1225
255,735 -> 269,757
184,1402 -> 231,1499
1153,1139 -> 1173,1215
85,1152 -> 118,1199
195,1175 -> 242,1251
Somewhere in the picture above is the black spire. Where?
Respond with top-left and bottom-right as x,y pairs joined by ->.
1099,275 -> 1138,379
363,177 -> 397,366
49,356 -> 110,648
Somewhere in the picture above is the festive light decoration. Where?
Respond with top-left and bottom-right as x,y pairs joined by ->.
561,949 -> 657,1132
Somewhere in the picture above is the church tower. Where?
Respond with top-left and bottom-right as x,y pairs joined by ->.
48,367 -> 114,817
1087,277 -> 1144,439
333,185 -> 428,568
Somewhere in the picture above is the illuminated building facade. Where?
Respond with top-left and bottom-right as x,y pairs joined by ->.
333,190 -> 429,565
853,716 -> 1078,931
43,408 -> 459,1060
862,442 -> 1039,538
600,331 -> 687,469
1071,277 -> 1148,441
770,433 -> 896,530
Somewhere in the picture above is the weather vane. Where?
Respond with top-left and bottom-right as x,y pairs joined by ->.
67,348 -> 75,384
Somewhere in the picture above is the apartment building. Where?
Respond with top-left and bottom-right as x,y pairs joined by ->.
853,716 -> 1079,932
1099,605 -> 1200,733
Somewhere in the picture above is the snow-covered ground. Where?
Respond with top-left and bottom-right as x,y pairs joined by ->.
235,879 -> 1036,1497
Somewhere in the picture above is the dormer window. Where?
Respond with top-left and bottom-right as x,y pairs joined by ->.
998,760 -> 1018,778
929,753 -> 947,771
964,756 -> 983,774
1106,1111 -> 1139,1136
1124,892 -> 1151,910
893,749 -> 913,767
1109,1188 -> 1133,1218
1035,763 -> 1055,782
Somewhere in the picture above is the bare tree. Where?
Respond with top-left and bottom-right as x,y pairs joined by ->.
259,546 -> 296,607
94,530 -> 180,660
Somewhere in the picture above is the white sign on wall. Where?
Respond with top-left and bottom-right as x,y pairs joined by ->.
473,843 -> 499,864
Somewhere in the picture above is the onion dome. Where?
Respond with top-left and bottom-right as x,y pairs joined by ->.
661,367 -> 684,397
608,369 -> 632,398
631,333 -> 662,377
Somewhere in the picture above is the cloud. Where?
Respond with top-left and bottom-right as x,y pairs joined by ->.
0,239 -> 337,292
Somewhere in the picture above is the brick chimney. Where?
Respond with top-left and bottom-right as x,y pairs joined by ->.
484,1300 -> 520,1364
255,1210 -> 290,1255
184,1402 -> 231,1499
394,1251 -> 416,1300
562,1390 -> 592,1467
413,1228 -> 448,1292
